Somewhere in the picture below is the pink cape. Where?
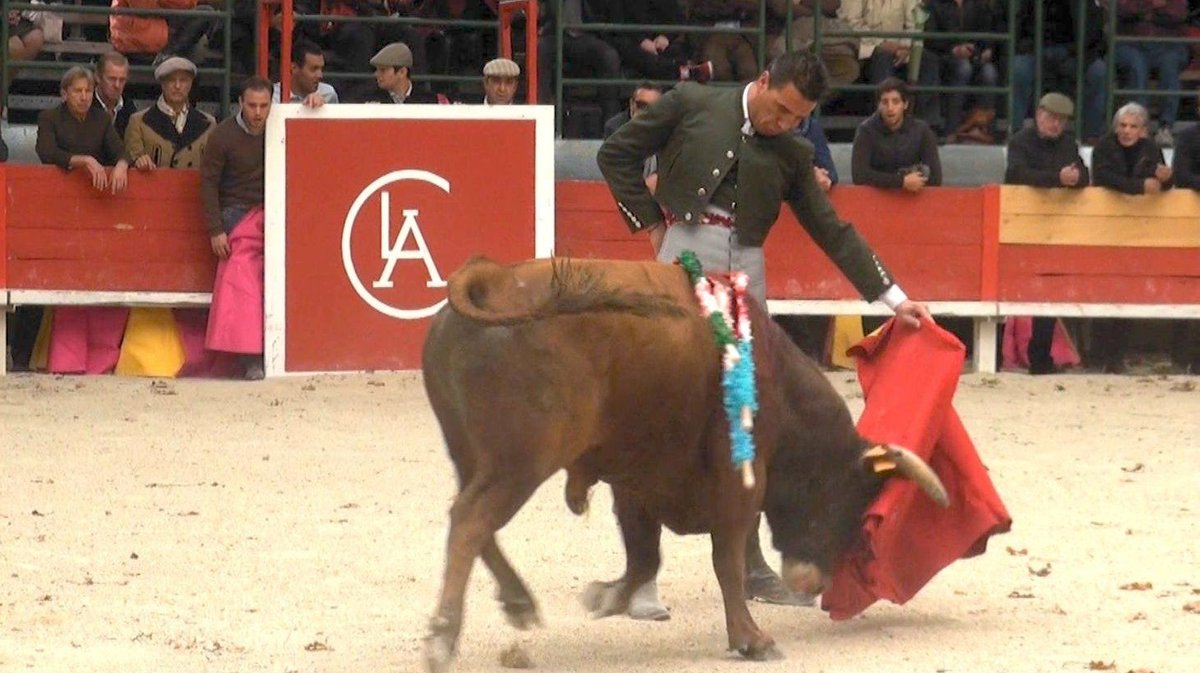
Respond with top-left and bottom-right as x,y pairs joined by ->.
1001,317 -> 1081,371
46,307 -> 130,375
176,309 -> 241,378
821,319 -> 1013,620
205,207 -> 264,355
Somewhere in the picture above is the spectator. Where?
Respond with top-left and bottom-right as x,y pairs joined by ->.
767,0 -> 861,87
1011,0 -> 1107,140
689,0 -> 761,82
273,40 -> 339,108
411,0 -> 491,85
200,76 -> 272,380
294,0 -> 378,74
94,52 -> 137,138
1004,93 -> 1089,375
109,0 -> 211,64
922,0 -> 1004,144
609,0 -> 702,82
840,0 -> 939,126
112,56 -> 217,378
31,67 -> 132,375
1168,92 -> 1200,373
481,57 -> 520,105
1093,102 -> 1173,195
8,7 -> 45,62
209,0 -> 256,74
125,57 -> 216,170
602,82 -> 665,138
602,81 -> 664,192
851,77 -> 942,191
1114,0 -> 1190,147
796,113 -> 838,191
1006,93 -> 1090,188
354,41 -> 446,103
1090,102 -> 1172,374
537,0 -> 622,125
38,66 -> 131,192
839,0 -> 924,84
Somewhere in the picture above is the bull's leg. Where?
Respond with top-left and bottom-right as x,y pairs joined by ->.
745,514 -> 812,606
481,537 -> 542,630
580,487 -> 665,620
711,523 -> 781,660
425,479 -> 539,673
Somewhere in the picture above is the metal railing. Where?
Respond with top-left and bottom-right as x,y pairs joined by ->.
1106,6 -> 1198,133
544,0 -> 1199,139
2,0 -> 236,118
9,0 -> 1195,140
264,0 -> 537,104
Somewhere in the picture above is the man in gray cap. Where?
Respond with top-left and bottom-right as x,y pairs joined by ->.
1004,91 -> 1089,375
356,41 -> 443,104
481,57 -> 520,106
125,56 -> 216,170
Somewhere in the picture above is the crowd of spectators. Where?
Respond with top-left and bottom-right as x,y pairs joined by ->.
3,42 -> 527,376
6,0 -> 1200,142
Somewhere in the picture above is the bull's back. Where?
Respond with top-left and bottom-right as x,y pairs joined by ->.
423,257 -> 718,482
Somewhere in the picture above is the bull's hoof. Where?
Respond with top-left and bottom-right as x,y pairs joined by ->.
746,571 -> 814,607
579,580 -> 627,618
423,633 -> 455,673
628,578 -> 671,621
737,642 -> 784,661
501,598 -> 544,630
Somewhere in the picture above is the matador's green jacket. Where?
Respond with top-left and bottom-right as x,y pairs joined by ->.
596,82 -> 897,301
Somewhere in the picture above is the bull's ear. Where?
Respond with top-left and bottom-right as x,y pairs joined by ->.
861,444 -> 950,508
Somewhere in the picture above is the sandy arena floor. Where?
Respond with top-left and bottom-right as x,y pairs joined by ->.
1,369 -> 1197,673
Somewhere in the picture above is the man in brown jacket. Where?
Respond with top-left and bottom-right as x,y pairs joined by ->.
125,57 -> 216,170
200,76 -> 270,379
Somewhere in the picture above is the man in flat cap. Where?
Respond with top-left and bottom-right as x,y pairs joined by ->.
125,56 -> 216,170
355,41 -> 443,104
1004,91 -> 1089,375
481,57 -> 520,106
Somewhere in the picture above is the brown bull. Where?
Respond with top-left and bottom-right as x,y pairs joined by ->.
421,256 -> 947,672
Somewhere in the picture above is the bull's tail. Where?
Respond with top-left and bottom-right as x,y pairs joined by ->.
446,256 -> 688,326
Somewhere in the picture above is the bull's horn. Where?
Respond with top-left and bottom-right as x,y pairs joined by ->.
881,445 -> 950,508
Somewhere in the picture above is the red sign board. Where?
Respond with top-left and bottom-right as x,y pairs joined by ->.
267,107 -> 553,372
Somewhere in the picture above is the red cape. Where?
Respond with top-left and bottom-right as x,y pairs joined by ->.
820,318 -> 1012,620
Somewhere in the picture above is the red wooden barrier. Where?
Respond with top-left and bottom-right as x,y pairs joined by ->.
3,165 -> 215,293
553,180 -> 995,302
997,246 -> 1200,304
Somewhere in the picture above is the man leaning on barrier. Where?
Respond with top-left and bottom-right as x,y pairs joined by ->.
1090,102 -> 1173,375
126,56 -> 216,170
1004,92 -> 1089,376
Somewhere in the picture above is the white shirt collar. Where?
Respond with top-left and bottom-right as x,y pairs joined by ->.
235,110 -> 263,136
156,96 -> 189,133
95,92 -> 124,114
740,84 -> 754,136
390,80 -> 414,104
